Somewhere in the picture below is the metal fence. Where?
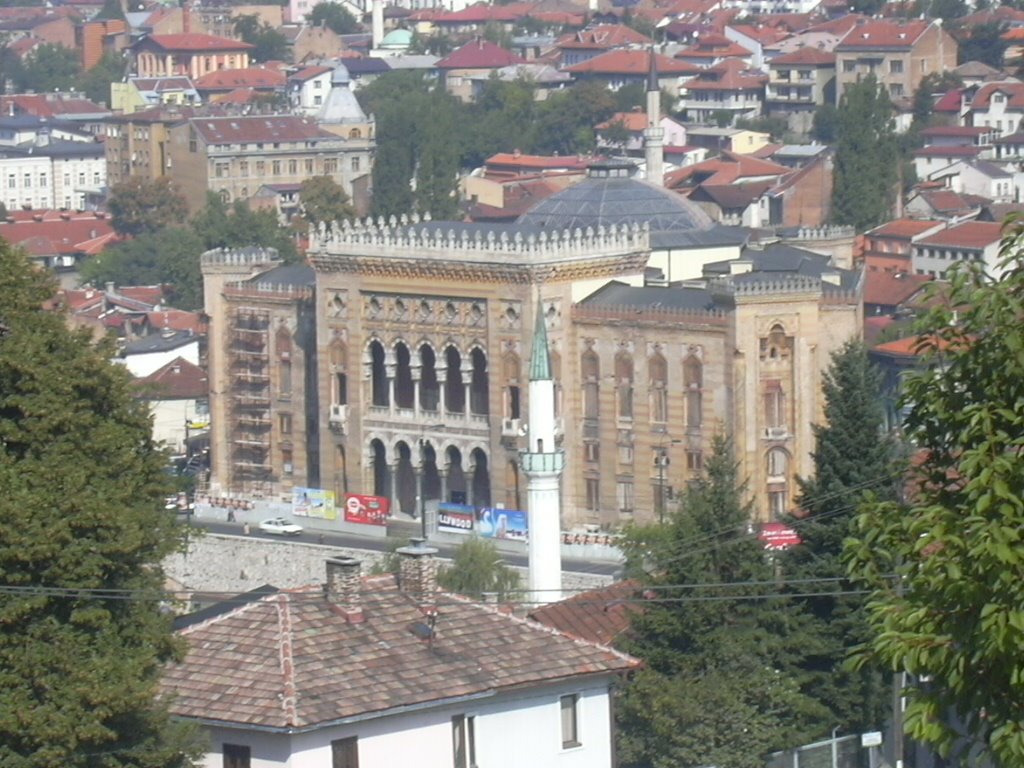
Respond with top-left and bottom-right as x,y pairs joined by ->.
766,734 -> 864,768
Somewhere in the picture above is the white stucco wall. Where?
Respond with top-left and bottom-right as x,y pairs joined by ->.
147,397 -> 206,453
195,679 -> 618,768
123,340 -> 200,377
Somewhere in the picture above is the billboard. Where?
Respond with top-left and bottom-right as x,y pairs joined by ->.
343,493 -> 390,526
476,507 -> 528,542
292,487 -> 337,520
758,522 -> 801,550
437,502 -> 476,535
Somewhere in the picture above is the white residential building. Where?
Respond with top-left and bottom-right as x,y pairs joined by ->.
162,551 -> 639,768
912,221 -> 1004,279
0,139 -> 106,211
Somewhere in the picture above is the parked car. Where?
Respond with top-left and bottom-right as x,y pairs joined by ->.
258,517 -> 303,536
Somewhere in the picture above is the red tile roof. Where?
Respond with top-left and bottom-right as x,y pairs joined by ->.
836,19 -> 930,50
769,46 -> 836,65
970,81 -> 1024,110
864,269 -> 931,307
143,33 -> 253,52
193,67 -> 285,90
0,214 -> 117,256
162,573 -> 640,729
135,357 -> 208,400
675,40 -> 752,60
728,24 -> 791,45
683,58 -> 767,90
911,145 -> 981,158
914,188 -> 988,215
289,65 -> 333,82
868,218 -> 943,239
665,150 -> 790,187
189,115 -> 336,144
933,88 -> 965,113
436,39 -> 525,69
0,93 -> 108,118
557,23 -> 653,51
433,1 -> 535,23
564,49 -> 699,76
596,110 -> 651,132
919,125 -> 990,138
916,220 -> 1004,249
803,13 -> 867,36
529,580 -> 645,645
147,309 -> 206,335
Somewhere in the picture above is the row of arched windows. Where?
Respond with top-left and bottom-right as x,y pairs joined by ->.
582,351 -> 704,428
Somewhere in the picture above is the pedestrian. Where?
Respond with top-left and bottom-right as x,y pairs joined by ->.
243,522 -> 250,535
227,509 -> 235,523
318,532 -> 325,545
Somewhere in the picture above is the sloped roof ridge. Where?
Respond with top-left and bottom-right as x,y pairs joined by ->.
177,591 -> 268,636
275,593 -> 298,727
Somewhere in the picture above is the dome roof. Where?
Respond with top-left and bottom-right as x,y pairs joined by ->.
517,161 -> 713,233
380,28 -> 412,48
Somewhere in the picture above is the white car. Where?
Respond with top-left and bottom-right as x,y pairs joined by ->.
258,517 -> 303,536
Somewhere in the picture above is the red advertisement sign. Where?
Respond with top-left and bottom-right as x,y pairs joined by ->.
758,522 -> 802,551
344,494 -> 390,526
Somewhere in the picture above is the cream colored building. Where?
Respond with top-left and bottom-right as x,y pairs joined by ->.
202,164 -> 862,526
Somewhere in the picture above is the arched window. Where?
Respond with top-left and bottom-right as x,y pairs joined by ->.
330,339 -> 347,405
394,342 -> 414,409
470,348 -> 489,415
369,340 -> 388,407
684,356 -> 702,429
649,353 -> 668,424
582,351 -> 600,419
349,128 -> 361,139
503,353 -> 521,420
615,352 -> 633,420
761,323 -> 791,361
766,447 -> 788,477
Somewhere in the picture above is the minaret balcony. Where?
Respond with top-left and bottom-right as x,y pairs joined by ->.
520,451 -> 565,474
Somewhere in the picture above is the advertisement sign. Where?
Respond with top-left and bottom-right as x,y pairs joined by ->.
292,487 -> 337,520
437,502 -> 476,535
476,507 -> 528,542
758,522 -> 801,550
343,493 -> 390,526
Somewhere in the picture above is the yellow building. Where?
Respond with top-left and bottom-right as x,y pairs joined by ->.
202,163 -> 861,527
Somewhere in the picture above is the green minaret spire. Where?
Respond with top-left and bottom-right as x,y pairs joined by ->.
528,300 -> 551,382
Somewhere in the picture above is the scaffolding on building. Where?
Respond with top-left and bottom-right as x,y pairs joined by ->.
228,308 -> 273,496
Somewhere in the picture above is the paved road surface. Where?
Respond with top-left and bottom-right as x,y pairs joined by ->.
191,517 -> 622,577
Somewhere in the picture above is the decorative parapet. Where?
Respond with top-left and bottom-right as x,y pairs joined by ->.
786,225 -> 856,242
711,275 -> 823,302
572,303 -> 729,327
201,247 -> 281,267
308,215 -> 651,278
223,282 -> 314,301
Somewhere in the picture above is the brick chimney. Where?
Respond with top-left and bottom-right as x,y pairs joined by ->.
325,557 -> 364,624
397,538 -> 439,608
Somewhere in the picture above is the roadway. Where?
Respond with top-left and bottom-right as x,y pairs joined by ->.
190,517 -> 622,577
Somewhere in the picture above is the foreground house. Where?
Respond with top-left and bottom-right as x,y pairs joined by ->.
163,550 -> 640,768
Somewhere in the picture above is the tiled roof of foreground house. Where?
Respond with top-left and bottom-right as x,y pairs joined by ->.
162,572 -> 639,730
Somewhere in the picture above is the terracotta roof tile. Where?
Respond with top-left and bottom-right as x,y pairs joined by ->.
143,33 -> 253,52
864,269 -> 931,307
189,115 -> 336,144
162,576 -> 639,729
135,356 -> 208,399
529,580 -> 644,645
916,220 -> 1003,249
436,39 -> 525,69
557,24 -> 653,51
193,67 -> 285,90
868,218 -> 943,238
836,19 -> 930,50
564,49 -> 699,75
970,81 -> 1024,110
769,47 -> 835,65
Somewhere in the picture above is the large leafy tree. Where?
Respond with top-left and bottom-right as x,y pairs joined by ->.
306,1 -> 360,34
77,50 -> 126,107
233,14 -> 289,63
191,194 -> 298,262
14,43 -> 80,93
847,229 -> 1024,765
955,21 -> 1010,68
299,175 -> 356,227
437,537 -> 520,600
414,88 -> 461,220
782,341 -> 898,733
0,239 -> 199,767
832,76 -> 898,231
107,177 -> 189,237
617,436 -> 829,768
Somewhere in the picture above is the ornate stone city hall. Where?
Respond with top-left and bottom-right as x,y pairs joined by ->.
202,162 -> 862,529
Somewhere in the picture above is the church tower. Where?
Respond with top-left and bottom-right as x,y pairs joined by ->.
520,301 -> 565,604
644,47 -> 665,187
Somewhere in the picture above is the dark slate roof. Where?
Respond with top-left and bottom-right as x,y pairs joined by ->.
580,280 -> 717,311
342,57 -> 392,75
517,171 -> 714,234
245,264 -> 315,288
705,242 -> 861,291
123,329 -> 197,355
162,574 -> 639,730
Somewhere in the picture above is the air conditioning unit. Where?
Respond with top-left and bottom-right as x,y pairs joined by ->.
501,417 -> 521,437
765,427 -> 788,440
329,404 -> 348,424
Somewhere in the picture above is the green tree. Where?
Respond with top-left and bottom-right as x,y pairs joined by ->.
299,175 -> 356,227
307,1 -> 360,34
94,0 -> 125,21
437,537 -> 520,600
781,341 -> 898,734
107,177 -> 189,237
617,436 -> 830,768
929,0 -> 968,21
847,233 -> 1024,766
956,21 -> 1010,67
911,72 -> 963,129
415,88 -> 461,219
80,228 -> 207,309
0,239 -> 200,767
191,193 -> 298,262
233,14 -> 289,63
77,50 -> 126,106
531,81 -> 616,155
15,43 -> 80,93
811,103 -> 840,143
832,76 -> 898,231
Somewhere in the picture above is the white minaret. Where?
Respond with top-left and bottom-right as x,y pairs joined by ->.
644,46 -> 665,188
520,299 -> 565,604
371,0 -> 385,50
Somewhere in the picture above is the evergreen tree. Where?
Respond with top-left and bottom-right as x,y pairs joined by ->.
832,76 -> 898,232
0,239 -> 199,767
307,1 -> 360,34
617,436 -> 829,768
415,88 -> 460,220
782,340 -> 898,733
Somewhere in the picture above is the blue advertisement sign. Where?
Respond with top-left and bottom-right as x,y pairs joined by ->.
437,502 -> 476,534
476,507 -> 529,542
